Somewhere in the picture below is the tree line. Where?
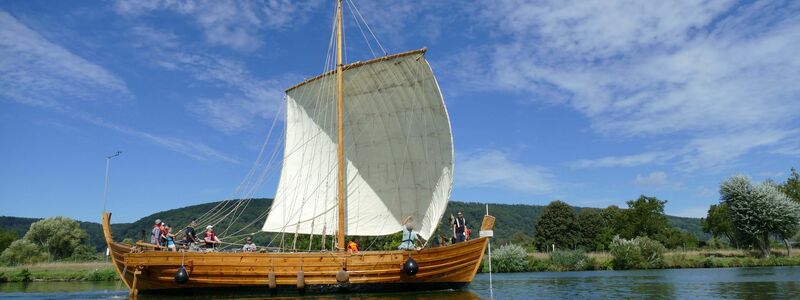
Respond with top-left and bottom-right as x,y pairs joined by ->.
531,195 -> 698,252
527,167 -> 800,256
702,168 -> 800,256
0,217 -> 98,266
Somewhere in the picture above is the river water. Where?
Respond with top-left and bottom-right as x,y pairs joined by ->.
1,266 -> 798,299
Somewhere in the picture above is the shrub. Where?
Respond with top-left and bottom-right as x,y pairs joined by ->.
550,249 -> 592,271
609,235 -> 666,270
526,257 -> 552,271
85,269 -> 117,281
706,237 -> 729,250
492,243 -> 528,272
0,240 -> 48,266
9,269 -> 32,282
69,245 -> 100,262
638,236 -> 666,268
24,217 -> 89,260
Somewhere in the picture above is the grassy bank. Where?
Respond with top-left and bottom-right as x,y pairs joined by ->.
0,262 -> 116,282
481,249 -> 800,273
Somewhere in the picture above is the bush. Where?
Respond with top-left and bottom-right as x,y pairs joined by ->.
610,235 -> 666,270
492,243 -> 528,272
0,240 -> 48,266
706,237 -> 729,250
9,269 -> 32,282
24,217 -> 89,260
69,245 -> 100,262
526,257 -> 552,271
84,268 -> 117,281
550,249 -> 592,271
0,229 -> 16,253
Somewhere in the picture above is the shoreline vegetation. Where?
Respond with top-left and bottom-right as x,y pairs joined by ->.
1,250 -> 799,283
478,248 -> 800,273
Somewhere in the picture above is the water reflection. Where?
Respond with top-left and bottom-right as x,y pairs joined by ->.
2,266 -> 799,299
135,290 -> 482,300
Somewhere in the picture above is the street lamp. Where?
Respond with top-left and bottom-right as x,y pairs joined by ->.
103,151 -> 122,212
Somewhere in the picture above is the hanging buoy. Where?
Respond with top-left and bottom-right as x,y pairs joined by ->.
268,271 -> 277,289
174,265 -> 189,284
403,256 -> 418,276
296,270 -> 305,289
336,269 -> 349,283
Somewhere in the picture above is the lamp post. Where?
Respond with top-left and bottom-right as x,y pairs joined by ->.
102,151 -> 122,212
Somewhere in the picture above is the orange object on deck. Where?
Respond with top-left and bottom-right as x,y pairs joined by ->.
347,240 -> 359,253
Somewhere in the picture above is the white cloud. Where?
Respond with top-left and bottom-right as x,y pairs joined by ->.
130,26 -> 285,134
571,151 -> 675,168
634,171 -> 668,186
115,0 -> 321,51
456,149 -> 555,194
466,0 -> 800,172
0,11 -> 130,108
75,110 -> 238,163
0,13 -> 234,163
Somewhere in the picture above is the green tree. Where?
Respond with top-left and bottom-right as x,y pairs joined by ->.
701,203 -> 736,247
0,239 -> 48,266
660,227 -> 699,249
720,175 -> 800,257
782,167 -> 800,203
619,195 -> 669,239
534,201 -> 578,251
0,228 -> 17,253
23,217 -> 89,260
576,209 -> 605,251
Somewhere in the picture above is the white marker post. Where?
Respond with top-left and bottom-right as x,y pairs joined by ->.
480,204 -> 494,298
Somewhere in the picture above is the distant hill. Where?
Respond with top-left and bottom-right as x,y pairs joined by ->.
0,199 -> 707,251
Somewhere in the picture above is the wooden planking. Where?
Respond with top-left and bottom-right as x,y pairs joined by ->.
103,211 -> 490,291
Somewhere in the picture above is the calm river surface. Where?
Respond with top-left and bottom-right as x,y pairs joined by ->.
1,266 -> 798,299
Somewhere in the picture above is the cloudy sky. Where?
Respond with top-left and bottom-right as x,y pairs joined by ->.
1,0 -> 798,223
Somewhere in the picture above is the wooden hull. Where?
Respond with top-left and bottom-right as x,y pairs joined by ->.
102,213 -> 488,295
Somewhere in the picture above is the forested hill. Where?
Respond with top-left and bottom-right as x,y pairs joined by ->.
0,199 -> 705,251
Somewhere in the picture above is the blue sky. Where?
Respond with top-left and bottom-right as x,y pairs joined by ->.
1,0 -> 798,223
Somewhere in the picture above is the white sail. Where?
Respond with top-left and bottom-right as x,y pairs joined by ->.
262,49 -> 453,240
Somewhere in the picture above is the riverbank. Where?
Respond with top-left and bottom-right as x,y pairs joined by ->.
0,262 -> 116,282
480,249 -> 800,273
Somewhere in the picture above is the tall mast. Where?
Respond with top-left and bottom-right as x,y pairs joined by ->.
335,0 -> 346,251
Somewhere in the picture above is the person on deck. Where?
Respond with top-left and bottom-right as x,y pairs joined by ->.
181,219 -> 198,247
204,225 -> 222,249
150,219 -> 161,245
398,216 -> 420,250
164,225 -> 177,252
347,240 -> 359,254
242,237 -> 257,252
159,221 -> 168,246
453,211 -> 468,243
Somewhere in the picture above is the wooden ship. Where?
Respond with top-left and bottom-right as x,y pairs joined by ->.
103,0 -> 494,296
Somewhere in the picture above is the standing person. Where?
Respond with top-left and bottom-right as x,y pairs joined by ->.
453,211 -> 468,243
159,222 -> 168,246
398,217 -> 420,250
181,219 -> 198,247
165,225 -> 177,252
204,225 -> 221,249
150,219 -> 161,245
242,237 -> 257,252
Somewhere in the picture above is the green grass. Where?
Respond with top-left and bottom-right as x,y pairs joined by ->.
0,262 -> 116,282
